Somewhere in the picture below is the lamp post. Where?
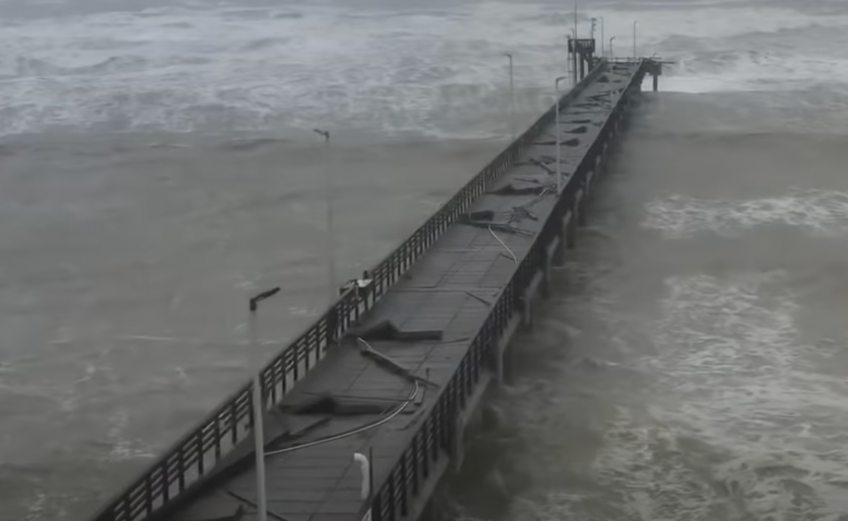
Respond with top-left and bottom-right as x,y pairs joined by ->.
633,21 -> 638,59
312,128 -> 335,304
248,286 -> 281,521
568,29 -> 577,86
573,0 -> 578,40
600,16 -> 605,56
504,52 -> 515,141
554,75 -> 569,195
573,0 -> 578,79
609,36 -> 616,59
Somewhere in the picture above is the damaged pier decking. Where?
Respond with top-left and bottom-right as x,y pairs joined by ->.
90,59 -> 656,521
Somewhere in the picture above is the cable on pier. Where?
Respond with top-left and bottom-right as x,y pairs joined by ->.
264,339 -> 420,457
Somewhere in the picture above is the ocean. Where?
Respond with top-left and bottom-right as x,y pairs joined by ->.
3,0 -> 848,520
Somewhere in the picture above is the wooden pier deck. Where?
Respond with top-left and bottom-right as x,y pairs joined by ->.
157,62 -> 644,521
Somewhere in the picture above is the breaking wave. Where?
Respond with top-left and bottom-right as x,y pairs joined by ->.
642,190 -> 848,238
3,1 -> 848,137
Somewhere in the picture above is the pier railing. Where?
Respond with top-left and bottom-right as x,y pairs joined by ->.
91,60 -> 615,521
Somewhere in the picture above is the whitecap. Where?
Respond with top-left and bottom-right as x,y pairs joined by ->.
2,2 -> 847,137
642,190 -> 848,238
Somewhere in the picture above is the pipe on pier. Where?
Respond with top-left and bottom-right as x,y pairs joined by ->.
353,452 -> 371,500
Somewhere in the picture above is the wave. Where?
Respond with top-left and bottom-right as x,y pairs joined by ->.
9,55 -> 148,78
643,190 -> 848,239
479,267 -> 848,521
654,21 -> 848,93
216,136 -> 289,151
3,54 -> 218,81
2,1 -> 848,137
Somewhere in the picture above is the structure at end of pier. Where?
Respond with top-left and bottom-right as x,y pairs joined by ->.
89,55 -> 664,521
567,35 -> 669,93
642,58 -> 668,92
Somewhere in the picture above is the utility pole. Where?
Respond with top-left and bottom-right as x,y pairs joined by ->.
248,286 -> 280,521
573,0 -> 578,85
312,128 -> 336,303
504,53 -> 515,140
633,21 -> 638,59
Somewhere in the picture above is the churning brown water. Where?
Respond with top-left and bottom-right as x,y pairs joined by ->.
4,0 -> 848,520
440,94 -> 848,521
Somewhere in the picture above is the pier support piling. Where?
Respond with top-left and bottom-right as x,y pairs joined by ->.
565,211 -> 577,249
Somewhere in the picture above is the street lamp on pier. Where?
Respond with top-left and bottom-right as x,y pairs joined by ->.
554,75 -> 570,195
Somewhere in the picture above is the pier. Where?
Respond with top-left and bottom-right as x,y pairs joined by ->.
90,56 -> 663,521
